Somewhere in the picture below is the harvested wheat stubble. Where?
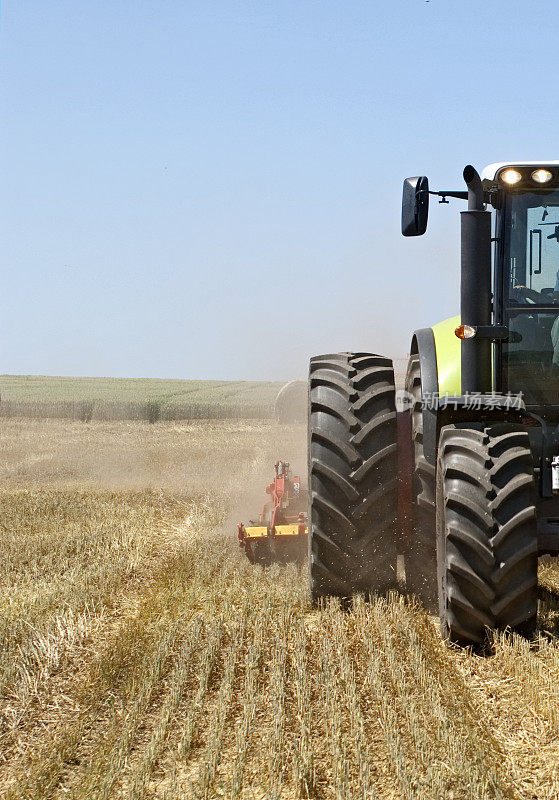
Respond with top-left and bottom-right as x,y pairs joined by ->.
0,417 -> 558,800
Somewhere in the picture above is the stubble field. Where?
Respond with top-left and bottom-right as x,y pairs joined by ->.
1,417 -> 559,799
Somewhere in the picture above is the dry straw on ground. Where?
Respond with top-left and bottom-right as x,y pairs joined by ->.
0,418 -> 558,799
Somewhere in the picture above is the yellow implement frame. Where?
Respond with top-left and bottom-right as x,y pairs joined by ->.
243,523 -> 308,539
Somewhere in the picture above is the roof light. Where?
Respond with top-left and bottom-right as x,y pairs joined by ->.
532,168 -> 553,184
455,325 -> 476,340
501,169 -> 522,186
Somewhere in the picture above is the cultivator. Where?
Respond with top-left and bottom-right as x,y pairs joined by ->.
237,461 -> 308,565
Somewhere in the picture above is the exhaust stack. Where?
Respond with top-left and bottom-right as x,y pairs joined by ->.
460,165 -> 492,394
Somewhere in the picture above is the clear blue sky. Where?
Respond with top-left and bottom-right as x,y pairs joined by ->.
2,1 -> 558,380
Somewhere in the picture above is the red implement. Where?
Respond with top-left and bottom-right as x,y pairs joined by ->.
237,461 -> 308,566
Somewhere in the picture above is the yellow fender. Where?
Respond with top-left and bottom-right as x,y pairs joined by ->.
431,314 -> 495,395
431,315 -> 461,396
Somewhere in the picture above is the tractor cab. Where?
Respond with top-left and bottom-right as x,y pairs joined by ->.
402,161 -> 559,416
489,163 -> 559,409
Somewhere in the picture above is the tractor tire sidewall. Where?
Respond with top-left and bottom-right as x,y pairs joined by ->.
404,353 -> 437,609
435,451 -> 450,638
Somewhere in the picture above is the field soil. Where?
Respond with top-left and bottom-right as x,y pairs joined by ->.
1,418 -> 558,799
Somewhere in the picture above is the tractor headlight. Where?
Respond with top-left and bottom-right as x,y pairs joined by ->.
501,169 -> 523,186
532,168 -> 553,184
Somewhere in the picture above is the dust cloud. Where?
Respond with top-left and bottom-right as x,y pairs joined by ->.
0,416 -> 307,525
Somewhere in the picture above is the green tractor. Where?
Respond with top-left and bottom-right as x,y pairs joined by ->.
308,162 -> 559,647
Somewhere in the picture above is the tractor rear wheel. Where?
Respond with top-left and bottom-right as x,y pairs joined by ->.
436,422 -> 538,647
308,352 -> 399,601
404,354 -> 437,608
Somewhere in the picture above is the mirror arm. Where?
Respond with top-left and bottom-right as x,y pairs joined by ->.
425,189 -> 494,205
428,190 -> 468,201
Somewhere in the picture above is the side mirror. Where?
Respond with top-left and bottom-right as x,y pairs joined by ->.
402,176 -> 429,236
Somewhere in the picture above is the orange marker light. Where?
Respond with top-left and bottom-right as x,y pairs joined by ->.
455,324 -> 477,340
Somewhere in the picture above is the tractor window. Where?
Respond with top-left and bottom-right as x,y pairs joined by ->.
504,190 -> 559,304
503,311 -> 559,405
502,189 -> 559,407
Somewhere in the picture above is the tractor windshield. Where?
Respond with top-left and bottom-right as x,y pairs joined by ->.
501,188 -> 559,406
504,190 -> 559,304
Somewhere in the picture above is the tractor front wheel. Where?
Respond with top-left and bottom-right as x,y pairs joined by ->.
436,422 -> 538,647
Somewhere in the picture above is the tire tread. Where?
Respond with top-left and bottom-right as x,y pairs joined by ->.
309,351 -> 398,599
438,422 -> 538,647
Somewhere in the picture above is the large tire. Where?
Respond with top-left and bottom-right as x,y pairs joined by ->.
436,422 -> 538,647
404,354 -> 437,608
308,352 -> 399,601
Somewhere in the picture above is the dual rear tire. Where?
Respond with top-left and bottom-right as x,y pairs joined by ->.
308,352 -> 539,647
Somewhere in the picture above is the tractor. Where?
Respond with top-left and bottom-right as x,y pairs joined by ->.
308,162 -> 559,647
